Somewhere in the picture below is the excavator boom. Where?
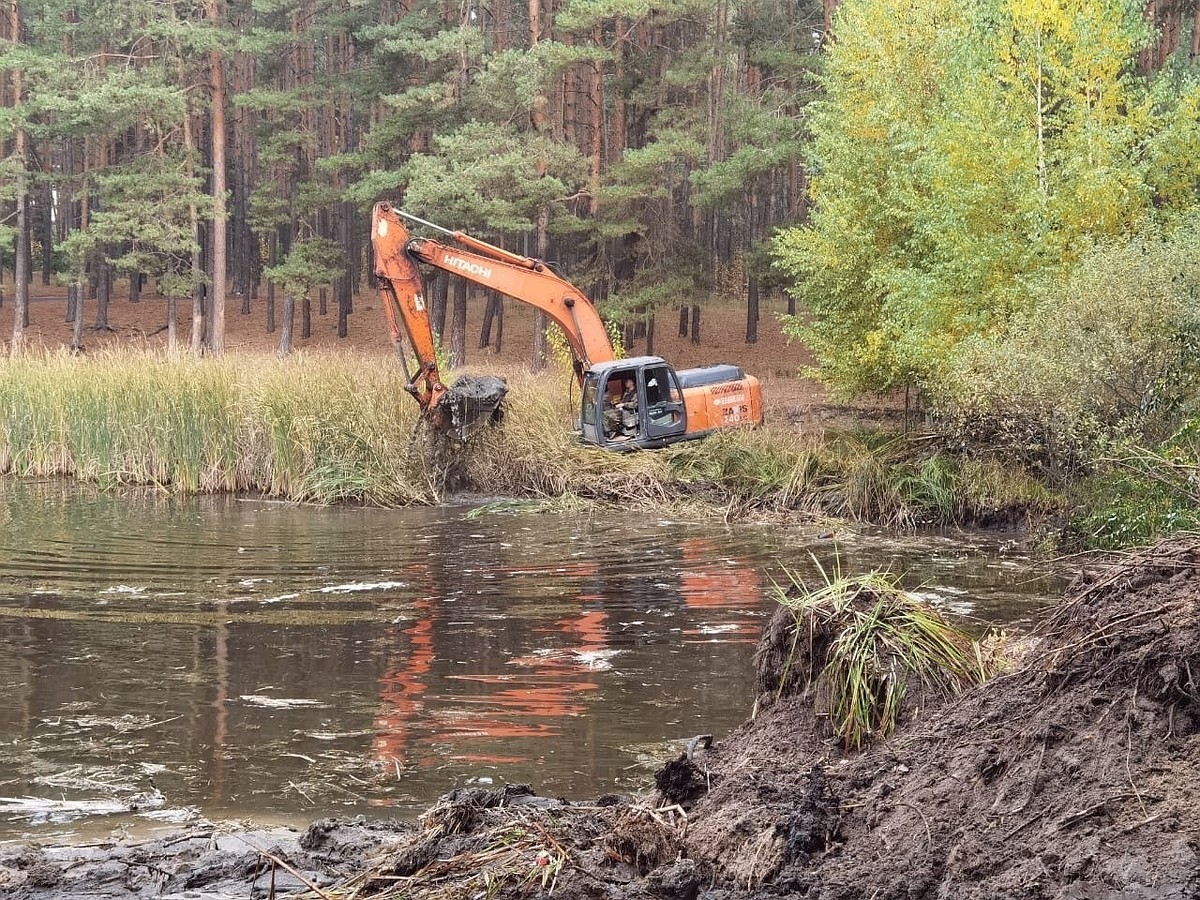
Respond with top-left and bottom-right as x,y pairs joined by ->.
373,202 -> 614,373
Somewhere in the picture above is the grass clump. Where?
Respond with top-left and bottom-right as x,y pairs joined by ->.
764,562 -> 991,750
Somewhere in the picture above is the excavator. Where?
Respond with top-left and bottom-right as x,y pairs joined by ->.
370,201 -> 764,449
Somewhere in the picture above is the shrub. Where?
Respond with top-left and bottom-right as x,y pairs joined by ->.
938,221 -> 1200,481
1067,421 -> 1200,549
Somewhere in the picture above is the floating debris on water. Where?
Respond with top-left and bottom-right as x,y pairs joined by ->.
238,696 -> 328,709
319,581 -> 407,593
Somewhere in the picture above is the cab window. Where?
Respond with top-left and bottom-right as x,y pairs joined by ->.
644,366 -> 679,404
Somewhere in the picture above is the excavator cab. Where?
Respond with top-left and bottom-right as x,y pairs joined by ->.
580,357 -> 689,449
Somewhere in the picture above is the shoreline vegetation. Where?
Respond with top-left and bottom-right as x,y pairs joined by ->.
0,347 -> 1174,550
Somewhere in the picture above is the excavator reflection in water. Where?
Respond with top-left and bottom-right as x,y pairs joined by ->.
371,560 -> 608,788
370,203 -> 764,448
369,552 -> 761,792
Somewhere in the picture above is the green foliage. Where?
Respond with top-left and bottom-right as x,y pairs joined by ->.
90,156 -> 208,291
1068,424 -> 1200,549
776,0 -> 1200,397
939,221 -> 1200,478
263,236 -> 345,299
399,122 -> 588,235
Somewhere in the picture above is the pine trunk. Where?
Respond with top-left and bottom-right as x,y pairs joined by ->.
71,282 -> 85,351
1193,4 -> 1200,64
432,272 -> 448,341
9,1 -> 27,354
532,216 -> 549,371
207,0 -> 228,354
590,24 -> 603,214
822,0 -> 840,43
480,293 -> 499,349
266,233 -> 276,333
529,0 -> 550,373
179,85 -> 204,355
494,297 -> 504,353
278,295 -> 295,356
690,304 -> 701,344
94,258 -> 110,329
746,276 -> 759,344
39,174 -> 52,285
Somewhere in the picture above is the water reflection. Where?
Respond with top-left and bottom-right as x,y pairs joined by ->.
0,479 -> 1065,839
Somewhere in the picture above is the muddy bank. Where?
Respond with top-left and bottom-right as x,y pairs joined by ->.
3,538 -> 1197,899
687,536 -> 1200,898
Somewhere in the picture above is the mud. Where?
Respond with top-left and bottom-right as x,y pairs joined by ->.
4,537 -> 1198,899
437,374 -> 508,440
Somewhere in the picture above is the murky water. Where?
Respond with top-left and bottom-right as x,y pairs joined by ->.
0,479 -> 1065,842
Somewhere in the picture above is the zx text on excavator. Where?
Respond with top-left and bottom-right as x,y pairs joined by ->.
370,201 -> 764,449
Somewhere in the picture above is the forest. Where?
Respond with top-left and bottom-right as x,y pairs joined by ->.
0,0 -> 822,362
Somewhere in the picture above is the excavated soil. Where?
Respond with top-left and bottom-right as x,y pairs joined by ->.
4,538 -> 1198,899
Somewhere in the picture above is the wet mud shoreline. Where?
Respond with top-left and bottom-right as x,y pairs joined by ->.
3,538 -> 1197,899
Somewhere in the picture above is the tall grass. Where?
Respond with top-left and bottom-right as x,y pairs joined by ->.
0,350 -> 429,504
0,351 -> 1061,523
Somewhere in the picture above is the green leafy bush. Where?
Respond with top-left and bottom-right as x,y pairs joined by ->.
937,222 -> 1200,480
1067,422 -> 1200,549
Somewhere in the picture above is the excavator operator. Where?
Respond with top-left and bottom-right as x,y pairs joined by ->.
604,377 -> 639,440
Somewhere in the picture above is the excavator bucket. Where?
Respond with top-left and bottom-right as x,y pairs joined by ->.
433,375 -> 508,442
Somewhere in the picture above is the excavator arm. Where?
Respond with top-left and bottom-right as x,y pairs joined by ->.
372,202 -> 619,393
371,205 -> 450,414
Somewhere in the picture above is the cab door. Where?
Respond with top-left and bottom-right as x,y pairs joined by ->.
642,365 -> 687,443
579,373 -> 602,444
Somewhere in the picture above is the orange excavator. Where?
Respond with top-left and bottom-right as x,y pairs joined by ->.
371,201 -> 764,448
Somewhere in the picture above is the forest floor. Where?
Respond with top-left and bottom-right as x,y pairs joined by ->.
3,537 -> 1197,899
0,282 -> 905,430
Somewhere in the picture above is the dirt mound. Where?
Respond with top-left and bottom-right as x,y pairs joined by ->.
687,536 -> 1200,898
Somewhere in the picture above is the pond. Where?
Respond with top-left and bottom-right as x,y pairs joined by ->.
0,479 -> 1065,842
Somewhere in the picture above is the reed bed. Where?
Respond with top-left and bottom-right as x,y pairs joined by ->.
0,351 -> 1058,524
0,350 -> 428,504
